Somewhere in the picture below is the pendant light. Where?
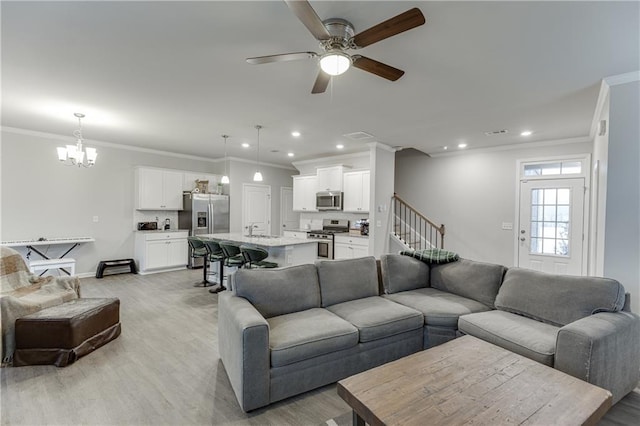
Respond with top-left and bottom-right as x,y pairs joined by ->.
253,125 -> 263,182
220,135 -> 230,184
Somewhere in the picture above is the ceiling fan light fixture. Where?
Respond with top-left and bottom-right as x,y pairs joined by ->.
320,52 -> 351,76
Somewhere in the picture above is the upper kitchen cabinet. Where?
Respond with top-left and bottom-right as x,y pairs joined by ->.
316,166 -> 348,192
292,175 -> 318,212
135,167 -> 184,210
343,170 -> 370,212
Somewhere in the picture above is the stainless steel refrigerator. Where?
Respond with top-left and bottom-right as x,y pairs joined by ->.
179,193 -> 230,268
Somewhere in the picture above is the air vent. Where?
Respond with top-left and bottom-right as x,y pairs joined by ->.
270,149 -> 280,153
343,131 -> 374,140
484,129 -> 509,136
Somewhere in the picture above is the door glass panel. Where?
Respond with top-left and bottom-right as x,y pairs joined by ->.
557,188 -> 570,204
529,187 -> 571,257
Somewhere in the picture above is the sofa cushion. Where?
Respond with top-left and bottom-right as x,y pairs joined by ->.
316,257 -> 379,307
380,254 -> 430,294
233,264 -> 320,318
430,259 -> 506,308
267,308 -> 358,368
384,287 -> 492,327
495,268 -> 626,327
458,311 -> 559,366
326,296 -> 423,343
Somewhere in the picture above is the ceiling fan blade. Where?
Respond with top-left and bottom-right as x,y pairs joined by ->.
246,51 -> 317,65
284,0 -> 331,41
311,70 -> 330,94
352,56 -> 405,81
352,8 -> 425,48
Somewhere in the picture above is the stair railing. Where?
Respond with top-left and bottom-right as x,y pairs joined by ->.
392,193 -> 445,249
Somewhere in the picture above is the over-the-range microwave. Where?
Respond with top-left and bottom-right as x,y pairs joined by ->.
316,191 -> 343,211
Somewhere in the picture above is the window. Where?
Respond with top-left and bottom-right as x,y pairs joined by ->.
524,161 -> 582,177
530,188 -> 571,256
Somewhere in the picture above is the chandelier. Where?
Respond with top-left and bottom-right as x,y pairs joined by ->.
56,113 -> 97,167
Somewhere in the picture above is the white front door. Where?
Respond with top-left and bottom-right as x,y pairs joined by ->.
243,184 -> 271,235
518,178 -> 585,275
280,187 -> 299,235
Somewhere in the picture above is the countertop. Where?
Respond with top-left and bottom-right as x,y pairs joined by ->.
200,233 -> 318,247
337,233 -> 369,239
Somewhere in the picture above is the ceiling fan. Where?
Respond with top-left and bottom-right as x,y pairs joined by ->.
246,0 -> 426,94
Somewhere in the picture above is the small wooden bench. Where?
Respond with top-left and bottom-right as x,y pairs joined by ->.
29,258 -> 76,276
13,298 -> 121,367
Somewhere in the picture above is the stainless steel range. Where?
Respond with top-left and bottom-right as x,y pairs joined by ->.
307,219 -> 349,260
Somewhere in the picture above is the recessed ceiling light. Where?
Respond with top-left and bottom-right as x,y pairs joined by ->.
287,152 -> 294,157
336,144 -> 344,149
242,143 -> 250,148
458,143 -> 467,149
443,146 -> 448,150
291,131 -> 301,137
520,130 -> 533,136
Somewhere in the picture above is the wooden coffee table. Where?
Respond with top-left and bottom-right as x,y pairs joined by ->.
337,335 -> 612,426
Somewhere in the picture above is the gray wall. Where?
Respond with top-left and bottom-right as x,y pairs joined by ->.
227,158 -> 295,235
603,80 -> 640,312
1,129 -> 218,275
395,141 -> 592,267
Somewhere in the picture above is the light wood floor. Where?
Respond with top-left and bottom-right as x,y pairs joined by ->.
1,269 -> 638,425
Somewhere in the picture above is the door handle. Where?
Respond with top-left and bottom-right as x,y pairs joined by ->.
520,237 -> 526,241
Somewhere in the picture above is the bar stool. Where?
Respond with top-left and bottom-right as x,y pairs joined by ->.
203,239 -> 226,293
187,237 -> 211,287
219,241 -> 246,270
240,245 -> 278,269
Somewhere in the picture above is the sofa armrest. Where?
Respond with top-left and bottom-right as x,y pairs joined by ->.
218,291 -> 270,411
555,311 -> 640,404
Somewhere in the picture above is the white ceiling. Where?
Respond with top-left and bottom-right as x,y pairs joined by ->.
2,1 -> 639,166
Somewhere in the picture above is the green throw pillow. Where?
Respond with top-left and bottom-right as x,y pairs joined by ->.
400,248 -> 460,264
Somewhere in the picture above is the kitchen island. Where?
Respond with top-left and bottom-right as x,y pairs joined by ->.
200,233 -> 317,267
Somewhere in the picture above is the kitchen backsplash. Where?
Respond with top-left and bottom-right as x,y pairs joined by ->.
299,212 -> 369,230
133,211 -> 179,231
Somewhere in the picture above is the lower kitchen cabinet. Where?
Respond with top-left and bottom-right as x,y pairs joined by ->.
333,235 -> 369,260
135,231 -> 188,274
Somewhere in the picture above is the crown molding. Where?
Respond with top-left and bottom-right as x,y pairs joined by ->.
588,71 -> 639,139
604,70 -> 640,87
428,136 -> 591,158
2,126 -> 296,170
226,156 -> 297,171
291,150 -> 369,168
367,141 -> 397,153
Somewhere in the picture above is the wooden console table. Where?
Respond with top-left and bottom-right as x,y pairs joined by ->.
337,335 -> 612,426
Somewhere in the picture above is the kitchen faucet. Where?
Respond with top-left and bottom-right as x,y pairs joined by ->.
246,223 -> 258,237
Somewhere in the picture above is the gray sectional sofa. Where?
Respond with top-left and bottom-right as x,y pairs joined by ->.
218,254 -> 640,412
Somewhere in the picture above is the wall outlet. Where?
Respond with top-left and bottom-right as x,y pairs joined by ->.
93,216 -> 99,223
501,222 -> 513,230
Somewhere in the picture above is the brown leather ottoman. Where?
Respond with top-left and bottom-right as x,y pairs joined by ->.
13,298 -> 121,367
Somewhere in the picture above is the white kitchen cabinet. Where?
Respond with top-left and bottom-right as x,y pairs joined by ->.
135,231 -> 188,274
136,167 -> 184,210
343,170 -> 370,212
316,166 -> 347,192
292,175 -> 318,212
333,235 -> 369,260
283,230 -> 309,240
